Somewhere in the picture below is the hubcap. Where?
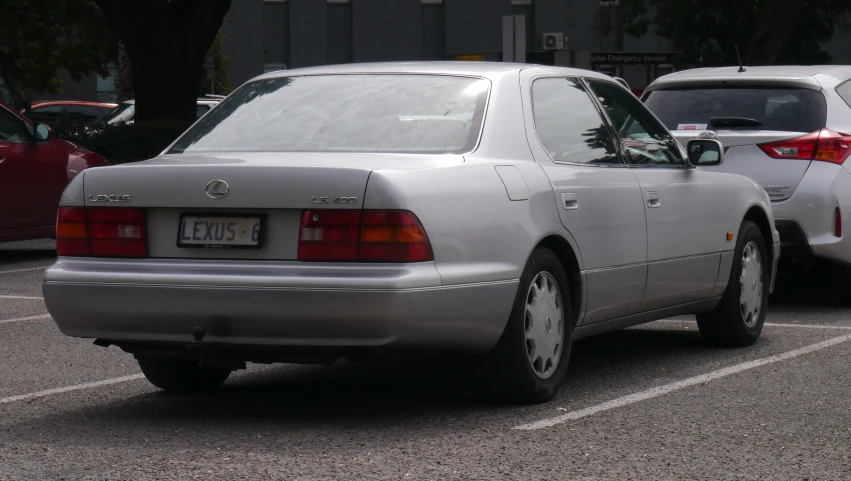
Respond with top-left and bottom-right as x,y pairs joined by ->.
739,241 -> 764,327
525,272 -> 564,379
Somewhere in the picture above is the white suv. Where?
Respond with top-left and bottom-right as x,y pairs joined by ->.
643,66 -> 851,300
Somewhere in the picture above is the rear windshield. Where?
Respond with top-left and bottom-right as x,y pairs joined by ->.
643,87 -> 827,133
98,103 -> 135,125
168,74 -> 490,155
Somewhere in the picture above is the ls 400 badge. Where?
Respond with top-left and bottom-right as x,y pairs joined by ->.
88,194 -> 131,203
312,196 -> 358,204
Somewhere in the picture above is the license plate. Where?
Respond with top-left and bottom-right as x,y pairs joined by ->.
178,215 -> 262,248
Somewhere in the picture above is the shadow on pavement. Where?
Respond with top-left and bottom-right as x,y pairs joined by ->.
3,328 -> 716,446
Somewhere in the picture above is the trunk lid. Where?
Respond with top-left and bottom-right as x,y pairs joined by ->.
671,130 -> 812,201
82,152 -> 461,259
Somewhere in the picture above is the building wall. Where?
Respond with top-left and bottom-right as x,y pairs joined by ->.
39,1 -> 851,101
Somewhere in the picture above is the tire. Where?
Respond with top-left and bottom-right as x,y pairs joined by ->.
696,220 -> 769,346
480,247 -> 573,404
137,356 -> 231,393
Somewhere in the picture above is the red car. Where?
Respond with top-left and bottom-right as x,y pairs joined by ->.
24,100 -> 118,126
0,100 -> 110,242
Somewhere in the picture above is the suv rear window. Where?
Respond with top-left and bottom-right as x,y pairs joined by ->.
644,87 -> 827,133
837,80 -> 851,109
169,74 -> 489,155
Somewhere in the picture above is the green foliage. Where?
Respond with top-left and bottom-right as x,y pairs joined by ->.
0,0 -> 116,101
198,30 -> 232,97
622,0 -> 851,67
55,121 -> 193,164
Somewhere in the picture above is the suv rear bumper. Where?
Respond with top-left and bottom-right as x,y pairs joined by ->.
772,162 -> 851,266
42,258 -> 517,354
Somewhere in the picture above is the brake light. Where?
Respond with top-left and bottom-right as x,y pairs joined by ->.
56,207 -> 147,257
298,210 -> 433,262
56,208 -> 90,256
758,129 -> 851,165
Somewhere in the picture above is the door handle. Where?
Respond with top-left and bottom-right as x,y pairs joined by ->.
562,193 -> 579,211
0,156 -> 5,163
645,191 -> 660,208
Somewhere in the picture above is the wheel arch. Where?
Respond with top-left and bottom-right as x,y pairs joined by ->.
535,234 -> 582,325
744,205 -> 774,274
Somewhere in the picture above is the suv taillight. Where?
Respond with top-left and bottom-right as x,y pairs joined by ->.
298,210 -> 433,262
56,207 -> 148,257
758,129 -> 851,165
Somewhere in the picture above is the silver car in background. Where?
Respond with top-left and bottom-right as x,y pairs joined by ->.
643,66 -> 851,301
43,63 -> 779,403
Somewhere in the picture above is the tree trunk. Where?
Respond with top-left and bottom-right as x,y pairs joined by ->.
93,0 -> 231,123
114,43 -> 134,103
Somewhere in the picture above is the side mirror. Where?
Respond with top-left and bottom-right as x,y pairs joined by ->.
34,123 -> 51,141
687,139 -> 724,166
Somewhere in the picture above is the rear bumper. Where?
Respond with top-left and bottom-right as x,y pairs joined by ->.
42,258 -> 517,354
772,162 -> 851,266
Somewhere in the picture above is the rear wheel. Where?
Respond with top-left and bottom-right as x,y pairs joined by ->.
137,356 -> 231,393
480,247 -> 573,404
697,220 -> 769,346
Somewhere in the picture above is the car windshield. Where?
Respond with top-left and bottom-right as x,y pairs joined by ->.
643,87 -> 827,133
98,103 -> 135,125
168,74 -> 490,155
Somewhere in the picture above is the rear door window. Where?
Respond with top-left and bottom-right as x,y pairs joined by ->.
28,105 -> 63,126
67,105 -> 105,124
838,80 -> 851,109
643,87 -> 827,133
530,77 -> 620,165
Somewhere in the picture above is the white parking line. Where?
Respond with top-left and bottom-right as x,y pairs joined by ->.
0,266 -> 48,275
0,314 -> 50,325
0,295 -> 44,300
659,319 -> 851,330
0,374 -> 145,405
514,332 -> 851,430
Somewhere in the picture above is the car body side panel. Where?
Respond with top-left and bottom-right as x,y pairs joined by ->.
362,162 -> 548,286
517,68 -> 647,324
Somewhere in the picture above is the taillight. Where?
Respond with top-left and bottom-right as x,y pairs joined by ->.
56,208 -> 90,256
298,210 -> 361,261
56,207 -> 147,258
758,129 -> 851,165
298,210 -> 433,262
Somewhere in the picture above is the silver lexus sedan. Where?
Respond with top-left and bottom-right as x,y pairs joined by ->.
43,62 -> 780,403
643,66 -> 851,301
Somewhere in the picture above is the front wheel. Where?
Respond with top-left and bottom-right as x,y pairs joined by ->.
480,247 -> 573,404
697,220 -> 769,346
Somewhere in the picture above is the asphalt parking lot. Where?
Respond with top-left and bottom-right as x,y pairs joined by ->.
1,243 -> 849,480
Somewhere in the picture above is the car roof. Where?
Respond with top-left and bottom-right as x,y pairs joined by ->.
118,99 -> 219,106
647,65 -> 851,91
31,100 -> 118,108
255,61 -> 615,82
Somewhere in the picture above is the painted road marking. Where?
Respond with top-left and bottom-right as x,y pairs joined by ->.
0,374 -> 145,405
0,314 -> 50,325
0,266 -> 48,276
659,319 -> 851,330
0,295 -> 44,300
514,332 -> 851,430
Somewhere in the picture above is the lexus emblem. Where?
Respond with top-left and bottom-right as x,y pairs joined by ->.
205,180 -> 229,199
